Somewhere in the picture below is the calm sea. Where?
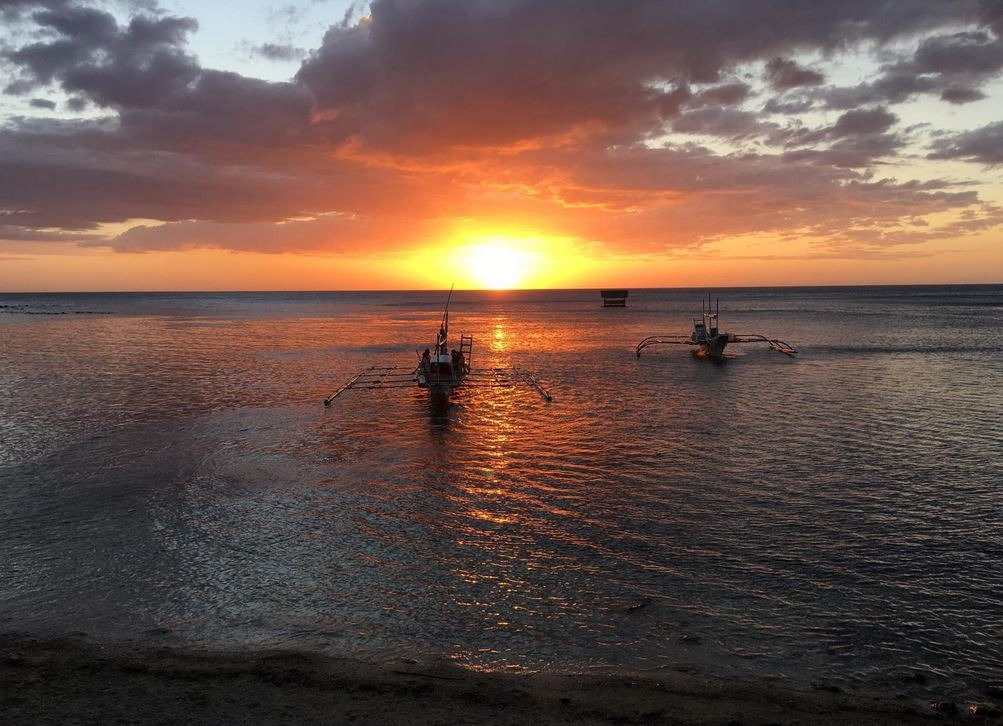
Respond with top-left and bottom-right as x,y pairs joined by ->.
1,286 -> 1000,700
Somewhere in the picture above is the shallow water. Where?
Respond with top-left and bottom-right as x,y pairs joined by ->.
1,286 -> 1001,700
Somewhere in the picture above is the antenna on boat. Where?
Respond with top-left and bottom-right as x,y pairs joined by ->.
442,283 -> 454,336
431,283 -> 455,362
436,283 -> 454,355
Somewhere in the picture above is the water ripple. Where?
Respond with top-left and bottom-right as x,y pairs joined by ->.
1,286 -> 1000,701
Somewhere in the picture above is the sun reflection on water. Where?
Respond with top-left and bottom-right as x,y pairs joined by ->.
491,320 -> 508,352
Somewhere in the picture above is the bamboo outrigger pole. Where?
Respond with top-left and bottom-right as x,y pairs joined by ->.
513,367 -> 554,402
324,368 -> 369,406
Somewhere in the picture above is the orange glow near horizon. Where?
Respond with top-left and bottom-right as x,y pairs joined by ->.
460,239 -> 540,289
390,227 -> 603,290
2,226 -> 1002,291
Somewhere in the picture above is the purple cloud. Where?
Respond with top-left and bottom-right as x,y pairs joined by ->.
764,57 -> 824,90
928,122 -> 1003,165
0,0 -> 1000,259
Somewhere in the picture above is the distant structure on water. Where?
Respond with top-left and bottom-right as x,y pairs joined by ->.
601,289 -> 629,307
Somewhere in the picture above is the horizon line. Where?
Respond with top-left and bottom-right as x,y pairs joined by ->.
2,282 -> 1001,294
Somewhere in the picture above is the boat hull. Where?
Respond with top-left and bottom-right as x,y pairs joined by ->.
695,334 -> 729,360
416,353 -> 462,403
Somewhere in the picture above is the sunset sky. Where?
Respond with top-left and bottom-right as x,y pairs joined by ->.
1,0 -> 1001,290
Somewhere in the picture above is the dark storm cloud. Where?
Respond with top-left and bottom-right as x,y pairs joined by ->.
0,155 -> 291,230
672,107 -> 766,137
782,133 -> 904,169
29,98 -> 56,108
982,0 -> 1003,35
911,31 -> 1003,75
928,122 -> 1003,165
1,0 -> 1001,256
831,108 -> 897,137
4,6 -> 200,107
763,107 -> 901,168
296,0 -> 977,151
117,70 -> 315,150
0,0 -> 68,22
761,95 -> 816,114
32,5 -> 119,44
939,86 -> 986,103
4,2 -> 316,151
3,79 -> 36,95
688,82 -> 752,107
819,29 -> 1003,108
0,90 -> 455,254
764,57 -> 824,90
0,112 -> 435,233
820,73 -> 940,109
250,43 -> 306,61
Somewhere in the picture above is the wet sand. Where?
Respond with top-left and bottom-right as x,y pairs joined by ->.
1,633 -> 958,725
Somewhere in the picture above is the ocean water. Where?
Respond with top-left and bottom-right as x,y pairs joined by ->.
1,286 -> 1001,700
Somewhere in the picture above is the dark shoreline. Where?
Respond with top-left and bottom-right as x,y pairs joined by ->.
1,633 -> 969,725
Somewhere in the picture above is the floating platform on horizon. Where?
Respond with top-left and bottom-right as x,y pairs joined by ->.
601,289 -> 629,307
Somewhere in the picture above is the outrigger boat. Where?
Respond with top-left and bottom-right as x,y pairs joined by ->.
324,288 -> 553,407
635,294 -> 796,361
415,285 -> 469,405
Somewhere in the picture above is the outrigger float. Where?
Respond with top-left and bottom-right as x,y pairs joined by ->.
324,288 -> 552,407
635,294 -> 796,361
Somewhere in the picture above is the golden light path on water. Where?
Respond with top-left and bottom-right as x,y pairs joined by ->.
1,287 -> 1001,700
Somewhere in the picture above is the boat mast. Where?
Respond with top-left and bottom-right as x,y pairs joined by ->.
436,283 -> 454,357
699,293 -> 720,335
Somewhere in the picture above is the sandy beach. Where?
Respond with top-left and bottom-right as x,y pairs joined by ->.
3,632 -> 983,725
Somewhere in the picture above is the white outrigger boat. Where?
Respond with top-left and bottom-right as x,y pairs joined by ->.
635,294 -> 796,361
324,288 -> 552,407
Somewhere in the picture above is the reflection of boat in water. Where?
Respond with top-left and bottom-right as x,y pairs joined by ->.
635,294 -> 797,361
324,288 -> 552,407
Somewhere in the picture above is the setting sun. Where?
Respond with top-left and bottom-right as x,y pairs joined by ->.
462,241 -> 539,289
394,231 -> 601,290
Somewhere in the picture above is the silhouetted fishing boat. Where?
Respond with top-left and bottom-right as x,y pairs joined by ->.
635,294 -> 796,361
414,285 -> 470,404
324,288 -> 552,407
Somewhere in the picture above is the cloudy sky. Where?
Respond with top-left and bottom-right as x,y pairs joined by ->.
1,0 -> 1001,290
